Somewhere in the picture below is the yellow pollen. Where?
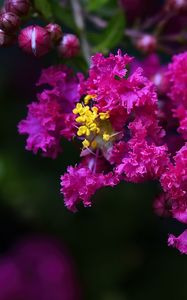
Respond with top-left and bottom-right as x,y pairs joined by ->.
99,111 -> 110,120
103,133 -> 110,142
85,128 -> 90,136
73,103 -> 90,116
75,115 -> 86,123
92,106 -> 98,115
73,99 -> 113,149
91,140 -> 97,149
77,126 -> 87,136
72,103 -> 82,114
89,123 -> 98,132
84,94 -> 96,104
82,139 -> 90,148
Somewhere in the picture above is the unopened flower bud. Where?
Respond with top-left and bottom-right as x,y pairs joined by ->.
165,0 -> 187,12
46,23 -> 63,44
57,33 -> 80,58
152,71 -> 170,94
0,12 -> 21,32
18,25 -> 51,57
5,0 -> 30,16
136,34 -> 157,53
0,28 -> 15,46
153,194 -> 172,218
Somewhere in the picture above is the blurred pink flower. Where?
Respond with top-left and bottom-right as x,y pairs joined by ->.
0,236 -> 80,300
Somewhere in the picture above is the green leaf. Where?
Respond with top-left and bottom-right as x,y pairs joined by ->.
86,0 -> 111,12
34,0 -> 53,19
92,10 -> 125,54
50,0 -> 77,31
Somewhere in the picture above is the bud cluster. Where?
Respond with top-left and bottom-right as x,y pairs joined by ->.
0,0 -> 80,58
123,0 -> 187,55
18,25 -> 52,57
164,0 -> 187,12
136,34 -> 157,53
18,24 -> 80,58
57,33 -> 80,58
0,0 -> 30,46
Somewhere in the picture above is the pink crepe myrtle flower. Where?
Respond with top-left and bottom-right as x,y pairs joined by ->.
168,230 -> 187,254
19,50 -> 169,209
60,50 -> 169,209
116,139 -> 169,183
160,143 -> 187,224
0,236 -> 80,300
156,142 -> 187,252
130,53 -> 169,94
80,51 -> 160,115
21,50 -> 187,253
167,51 -> 187,140
18,66 -> 80,158
167,51 -> 187,108
131,54 -> 183,158
61,159 -> 119,212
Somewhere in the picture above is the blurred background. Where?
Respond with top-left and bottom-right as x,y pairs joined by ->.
1,0 -> 187,299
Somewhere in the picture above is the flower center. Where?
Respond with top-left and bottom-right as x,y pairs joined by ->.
73,95 -> 114,149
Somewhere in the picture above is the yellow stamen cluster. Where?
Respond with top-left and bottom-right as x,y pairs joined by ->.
73,95 -> 110,149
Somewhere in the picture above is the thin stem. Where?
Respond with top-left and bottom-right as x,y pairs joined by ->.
85,13 -> 107,29
154,12 -> 176,37
110,131 -> 123,139
159,32 -> 187,43
125,28 -> 142,39
70,0 -> 91,65
93,148 -> 99,174
141,11 -> 164,30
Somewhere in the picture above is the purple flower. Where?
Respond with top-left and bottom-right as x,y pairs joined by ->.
18,66 -> 80,158
167,51 -> 187,140
21,50 -> 187,253
0,236 -> 80,300
131,53 -> 169,94
168,230 -> 187,254
59,50 -> 168,208
61,158 -> 119,212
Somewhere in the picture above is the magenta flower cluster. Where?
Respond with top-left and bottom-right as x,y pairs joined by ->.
19,50 -> 187,254
0,236 -> 80,300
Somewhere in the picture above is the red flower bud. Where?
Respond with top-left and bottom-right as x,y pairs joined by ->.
0,28 -> 15,46
57,33 -> 80,58
153,194 -> 172,218
0,12 -> 21,32
46,23 -> 63,44
165,0 -> 187,12
5,0 -> 30,16
18,25 -> 51,57
136,34 -> 157,53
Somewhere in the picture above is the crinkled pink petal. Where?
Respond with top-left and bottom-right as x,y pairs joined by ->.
19,65 -> 80,158
168,230 -> 187,254
61,164 -> 118,212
